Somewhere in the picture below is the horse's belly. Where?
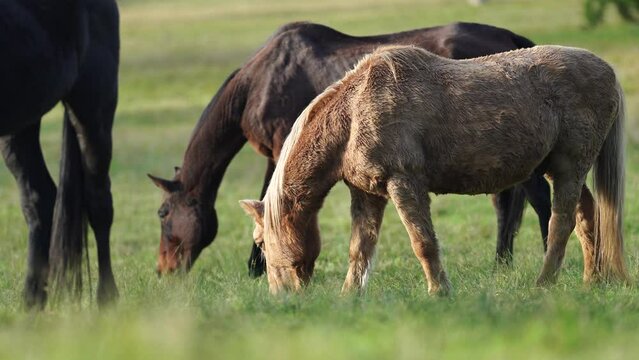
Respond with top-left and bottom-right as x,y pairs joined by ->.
420,110 -> 558,194
426,148 -> 548,195
428,167 -> 534,195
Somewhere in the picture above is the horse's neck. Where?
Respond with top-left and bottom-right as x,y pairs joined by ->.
274,98 -> 350,224
179,71 -> 248,202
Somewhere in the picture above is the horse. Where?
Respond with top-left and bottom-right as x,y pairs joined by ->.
0,0 -> 119,308
239,45 -> 628,295
148,21 -> 552,277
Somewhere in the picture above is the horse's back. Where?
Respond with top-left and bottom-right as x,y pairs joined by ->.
403,22 -> 535,59
240,22 -> 535,156
345,45 -> 618,195
479,46 -> 619,133
472,45 -> 616,89
246,22 -> 537,100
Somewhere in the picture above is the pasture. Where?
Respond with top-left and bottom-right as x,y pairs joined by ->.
1,0 -> 639,358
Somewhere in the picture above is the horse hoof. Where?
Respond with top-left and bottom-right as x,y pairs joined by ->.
97,282 -> 119,309
535,274 -> 557,287
428,281 -> 452,297
23,276 -> 47,310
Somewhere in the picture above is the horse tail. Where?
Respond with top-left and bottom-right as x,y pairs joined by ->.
593,81 -> 628,282
49,107 -> 88,299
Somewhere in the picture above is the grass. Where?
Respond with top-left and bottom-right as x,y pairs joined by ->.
1,0 -> 639,358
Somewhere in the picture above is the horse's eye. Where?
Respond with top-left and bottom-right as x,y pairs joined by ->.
158,205 -> 169,218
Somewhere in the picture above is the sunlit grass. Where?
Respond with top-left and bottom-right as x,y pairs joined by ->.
1,0 -> 639,359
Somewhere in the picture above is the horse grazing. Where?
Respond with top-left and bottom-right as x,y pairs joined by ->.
148,22 -> 551,277
0,0 -> 119,308
240,45 -> 627,295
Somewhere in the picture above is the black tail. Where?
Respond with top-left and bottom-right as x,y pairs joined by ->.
49,108 -> 88,300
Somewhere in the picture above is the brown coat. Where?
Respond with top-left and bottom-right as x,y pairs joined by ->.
242,45 -> 627,294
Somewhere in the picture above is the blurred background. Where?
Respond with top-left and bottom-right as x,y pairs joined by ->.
0,1 -> 638,359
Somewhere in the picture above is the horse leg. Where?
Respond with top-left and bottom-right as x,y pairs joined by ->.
0,123 -> 56,309
493,186 -> 526,265
64,97 -> 118,306
341,186 -> 387,293
574,185 -> 597,283
303,214 -> 322,280
522,173 -> 552,252
536,177 -> 583,285
387,177 -> 451,295
247,159 -> 275,278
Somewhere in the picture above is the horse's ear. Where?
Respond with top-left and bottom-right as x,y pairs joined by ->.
148,174 -> 180,193
239,200 -> 264,225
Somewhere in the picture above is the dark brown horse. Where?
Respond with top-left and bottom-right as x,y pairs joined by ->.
149,21 -> 551,276
1,0 -> 119,308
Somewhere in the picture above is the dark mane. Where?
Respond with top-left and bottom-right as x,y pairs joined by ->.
189,68 -> 241,141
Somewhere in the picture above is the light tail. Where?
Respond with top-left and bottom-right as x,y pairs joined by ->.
593,81 -> 628,282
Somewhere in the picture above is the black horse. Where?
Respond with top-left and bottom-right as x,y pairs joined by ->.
0,0 -> 119,308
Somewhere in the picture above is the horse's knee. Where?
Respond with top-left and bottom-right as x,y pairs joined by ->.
550,212 -> 576,232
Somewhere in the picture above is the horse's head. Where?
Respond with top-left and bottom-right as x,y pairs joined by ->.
149,171 -> 217,276
240,199 -> 318,294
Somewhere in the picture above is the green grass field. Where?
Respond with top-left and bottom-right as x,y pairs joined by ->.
1,0 -> 639,358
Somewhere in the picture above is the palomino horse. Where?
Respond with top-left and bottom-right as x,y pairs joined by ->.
240,45 -> 627,294
0,0 -> 119,307
149,22 -> 551,277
